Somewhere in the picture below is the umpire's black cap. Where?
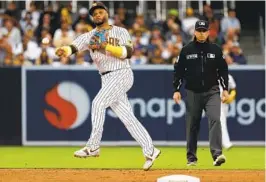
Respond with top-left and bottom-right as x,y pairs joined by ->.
195,20 -> 209,31
89,2 -> 108,16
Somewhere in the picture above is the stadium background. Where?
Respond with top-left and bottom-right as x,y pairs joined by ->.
0,1 -> 265,182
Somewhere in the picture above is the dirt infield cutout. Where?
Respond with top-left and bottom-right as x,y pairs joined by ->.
0,169 -> 264,182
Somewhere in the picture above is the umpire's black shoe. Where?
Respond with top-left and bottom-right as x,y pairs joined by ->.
213,154 -> 226,166
187,160 -> 197,166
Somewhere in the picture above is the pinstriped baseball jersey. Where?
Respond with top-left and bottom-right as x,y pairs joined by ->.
72,25 -> 132,72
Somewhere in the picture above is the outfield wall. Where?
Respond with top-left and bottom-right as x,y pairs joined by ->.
21,65 -> 265,146
0,68 -> 22,145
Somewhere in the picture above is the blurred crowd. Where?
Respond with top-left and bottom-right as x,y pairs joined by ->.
0,1 -> 247,67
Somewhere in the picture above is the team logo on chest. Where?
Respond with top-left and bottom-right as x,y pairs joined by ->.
207,53 -> 215,58
186,54 -> 198,59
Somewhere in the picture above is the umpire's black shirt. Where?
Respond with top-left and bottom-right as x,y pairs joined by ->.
173,40 -> 229,93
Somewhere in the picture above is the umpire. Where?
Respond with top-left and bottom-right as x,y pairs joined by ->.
173,20 -> 229,166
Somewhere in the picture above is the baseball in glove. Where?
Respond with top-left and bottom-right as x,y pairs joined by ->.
88,29 -> 108,50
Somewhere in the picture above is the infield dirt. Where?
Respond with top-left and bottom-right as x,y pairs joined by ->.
0,169 -> 264,182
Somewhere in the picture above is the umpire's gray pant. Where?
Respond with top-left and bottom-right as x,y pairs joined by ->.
186,85 -> 222,162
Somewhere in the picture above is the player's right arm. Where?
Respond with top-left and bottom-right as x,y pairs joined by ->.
55,32 -> 93,58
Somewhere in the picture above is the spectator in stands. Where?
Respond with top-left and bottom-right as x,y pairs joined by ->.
149,26 -> 163,42
223,54 -> 234,65
44,4 -> 60,31
21,2 -> 40,29
182,8 -> 198,40
0,18 -> 21,53
20,12 -> 36,34
149,47 -> 164,64
147,36 -> 164,61
0,32 -> 13,66
0,13 -> 6,27
132,29 -> 149,50
3,53 -> 13,66
53,21 -> 75,47
134,14 -> 146,29
35,13 -> 55,44
162,9 -> 182,34
208,29 -> 224,45
201,4 -> 212,20
76,52 -> 90,66
161,41 -> 174,62
74,23 -> 83,38
201,5 -> 220,36
131,14 -> 150,39
223,40 -> 233,55
0,3 -> 251,67
39,27 -> 51,44
22,29 -> 40,62
29,2 -> 40,27
176,34 -> 184,49
35,48 -> 53,65
112,14 -> 126,28
13,52 -> 32,66
60,7 -> 72,25
116,7 -> 131,28
221,8 -> 241,36
222,40 -> 237,65
4,2 -> 20,21
229,42 -> 247,64
131,46 -> 148,65
73,22 -> 92,64
224,28 -> 238,42
72,7 -> 94,30
165,18 -> 177,38
59,57 -> 71,65
167,44 -> 181,64
166,22 -> 187,45
40,37 -> 56,61
74,22 -> 92,38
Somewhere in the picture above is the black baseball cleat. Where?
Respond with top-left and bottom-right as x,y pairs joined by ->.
213,154 -> 226,166
187,160 -> 197,166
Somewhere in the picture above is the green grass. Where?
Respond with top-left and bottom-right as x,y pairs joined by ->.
0,147 -> 264,169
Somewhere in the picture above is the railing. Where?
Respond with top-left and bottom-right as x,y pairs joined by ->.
259,16 -> 265,55
0,1 -> 237,21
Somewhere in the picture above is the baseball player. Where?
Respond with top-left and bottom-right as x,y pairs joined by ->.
55,2 -> 160,171
219,74 -> 237,150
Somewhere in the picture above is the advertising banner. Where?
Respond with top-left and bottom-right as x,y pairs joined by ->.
22,66 -> 265,146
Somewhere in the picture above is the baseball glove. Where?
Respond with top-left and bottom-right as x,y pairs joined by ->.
89,29 -> 108,50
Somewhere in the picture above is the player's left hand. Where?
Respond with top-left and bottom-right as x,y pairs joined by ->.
88,30 -> 108,50
221,90 -> 229,103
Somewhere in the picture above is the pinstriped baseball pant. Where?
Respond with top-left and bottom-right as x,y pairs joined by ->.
220,103 -> 231,147
86,68 -> 154,156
